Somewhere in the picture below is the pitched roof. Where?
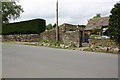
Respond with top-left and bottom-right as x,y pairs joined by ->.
85,17 -> 109,30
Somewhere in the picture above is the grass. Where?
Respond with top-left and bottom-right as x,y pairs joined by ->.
25,43 -> 67,50
41,40 -> 64,46
25,43 -> 38,46
24,40 -> 76,50
90,35 -> 102,38
84,47 -> 120,54
92,46 -> 100,49
41,40 -> 75,47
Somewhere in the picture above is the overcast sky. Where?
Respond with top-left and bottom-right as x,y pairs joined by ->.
12,0 -> 120,25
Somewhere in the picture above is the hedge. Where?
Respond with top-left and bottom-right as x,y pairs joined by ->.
2,19 -> 46,34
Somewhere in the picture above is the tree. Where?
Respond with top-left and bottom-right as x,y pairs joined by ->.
78,25 -> 86,28
46,24 -> 57,30
93,13 -> 101,18
1,1 -> 24,23
53,23 -> 56,28
108,2 -> 120,44
46,24 -> 53,30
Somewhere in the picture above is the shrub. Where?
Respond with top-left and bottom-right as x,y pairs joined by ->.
2,19 -> 46,34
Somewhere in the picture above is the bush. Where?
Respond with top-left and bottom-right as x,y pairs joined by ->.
2,19 -> 46,34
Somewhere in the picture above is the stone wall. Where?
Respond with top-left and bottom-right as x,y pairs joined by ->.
1,23 -> 83,47
89,38 -> 120,53
0,35 -> 2,42
2,34 -> 40,42
40,23 -> 82,47
62,31 -> 81,47
89,38 -> 119,48
40,29 -> 56,42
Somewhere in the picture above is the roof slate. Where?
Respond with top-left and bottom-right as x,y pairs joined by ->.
85,17 -> 109,30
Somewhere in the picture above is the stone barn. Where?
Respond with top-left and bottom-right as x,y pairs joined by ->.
40,23 -> 85,47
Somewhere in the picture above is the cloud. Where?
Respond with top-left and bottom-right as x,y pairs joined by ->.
12,0 -> 120,25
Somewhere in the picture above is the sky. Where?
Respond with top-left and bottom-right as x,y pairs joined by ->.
12,0 -> 120,25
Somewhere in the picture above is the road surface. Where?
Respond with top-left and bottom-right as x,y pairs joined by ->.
2,43 -> 118,78
0,43 -> 2,78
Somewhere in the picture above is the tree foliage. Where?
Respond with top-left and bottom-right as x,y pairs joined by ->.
108,2 -> 120,44
46,24 -> 53,30
93,13 -> 101,18
78,25 -> 86,28
2,1 -> 24,23
53,23 -> 56,28
46,24 -> 56,30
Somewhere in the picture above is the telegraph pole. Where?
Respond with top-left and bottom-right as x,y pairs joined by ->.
56,0 -> 59,41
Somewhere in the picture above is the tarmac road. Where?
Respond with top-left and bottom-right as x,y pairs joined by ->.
2,43 -> 118,78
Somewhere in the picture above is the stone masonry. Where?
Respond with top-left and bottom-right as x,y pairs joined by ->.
2,34 -> 40,42
40,23 -> 84,47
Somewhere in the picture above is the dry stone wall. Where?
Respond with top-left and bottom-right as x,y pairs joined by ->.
0,35 -> 2,42
89,38 -> 120,53
40,29 -> 56,42
89,38 -> 119,48
2,34 -> 40,42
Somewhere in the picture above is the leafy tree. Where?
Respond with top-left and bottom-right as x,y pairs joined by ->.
93,13 -> 101,18
46,24 -> 53,30
1,1 -> 24,23
53,23 -> 56,28
46,24 -> 57,30
108,2 -> 120,44
78,25 -> 86,28
0,2 -> 2,23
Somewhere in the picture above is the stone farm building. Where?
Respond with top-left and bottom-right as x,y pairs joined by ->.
40,23 -> 85,47
85,17 -> 109,36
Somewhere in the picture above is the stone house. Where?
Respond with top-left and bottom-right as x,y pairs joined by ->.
85,17 -> 109,36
